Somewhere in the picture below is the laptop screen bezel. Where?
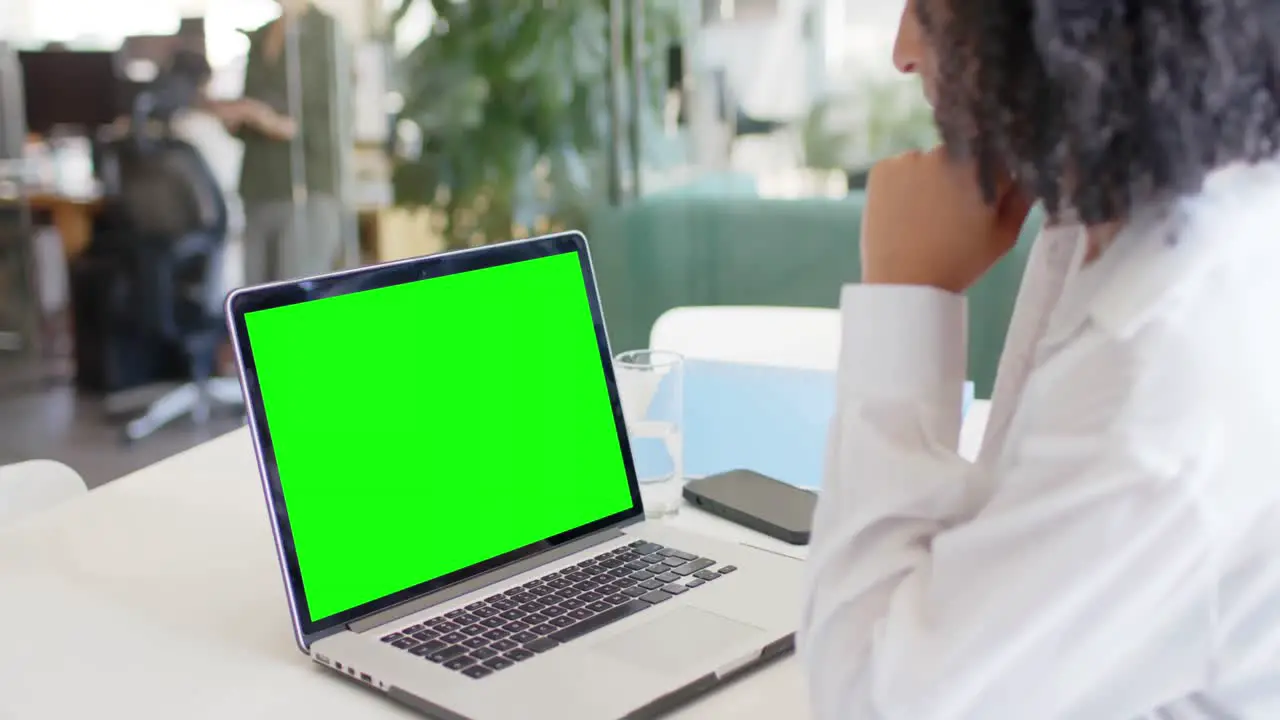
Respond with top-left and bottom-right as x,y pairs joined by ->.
225,232 -> 644,645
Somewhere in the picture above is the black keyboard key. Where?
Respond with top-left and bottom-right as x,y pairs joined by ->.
586,601 -> 612,613
461,624 -> 486,636
639,579 -> 664,591
403,624 -> 425,634
381,632 -> 403,643
542,605 -> 567,617
463,665 -> 492,679
674,558 -> 716,577
548,599 -> 649,644
614,577 -> 638,588
647,564 -> 668,575
531,623 -> 558,635
505,587 -> 525,597
549,616 -> 575,628
434,622 -> 460,634
719,565 -> 738,575
444,656 -> 476,670
584,566 -> 607,577
490,599 -> 516,611
656,572 -> 681,583
445,609 -> 468,619
577,559 -> 596,568
579,592 -> 603,603
410,640 -> 447,656
622,586 -> 648,598
598,558 -> 623,569
693,570 -> 720,582
524,613 -> 549,625
608,567 -> 632,578
520,601 -> 547,614
568,608 -> 593,621
490,639 -> 518,651
663,584 -> 688,596
485,594 -> 505,603
523,579 -> 544,588
452,613 -> 479,625
661,557 -> 686,568
640,590 -> 672,605
633,543 -> 663,556
480,617 -> 505,629
687,578 -> 705,589
560,599 -> 585,610
426,617 -> 449,627
426,645 -> 468,663
512,593 -> 538,604
661,549 -> 698,562
643,554 -> 665,564
503,621 -> 530,633
463,636 -> 489,649
513,631 -> 540,644
631,570 -> 655,581
555,588 -> 578,600
529,586 -> 555,597
482,628 -> 509,641
572,581 -> 597,593
628,539 -> 647,548
466,601 -> 488,611
605,594 -> 630,605
524,637 -> 560,653
506,648 -> 535,662
483,656 -> 514,671
412,630 -> 439,641
565,571 -> 589,583
625,560 -> 650,571
548,578 -> 572,589
440,632 -> 468,644
391,637 -> 417,649
471,647 -> 499,660
500,609 -> 527,621
472,606 -> 499,619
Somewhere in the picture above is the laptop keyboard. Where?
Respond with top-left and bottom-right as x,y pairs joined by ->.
378,539 -> 739,679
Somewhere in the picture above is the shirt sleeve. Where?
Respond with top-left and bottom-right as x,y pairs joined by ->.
798,284 -> 1216,719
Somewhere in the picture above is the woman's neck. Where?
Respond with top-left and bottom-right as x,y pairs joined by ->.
1083,221 -> 1124,264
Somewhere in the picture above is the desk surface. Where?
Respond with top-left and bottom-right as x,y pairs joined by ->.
0,403 -> 989,719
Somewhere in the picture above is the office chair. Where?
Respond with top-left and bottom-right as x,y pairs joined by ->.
92,96 -> 242,442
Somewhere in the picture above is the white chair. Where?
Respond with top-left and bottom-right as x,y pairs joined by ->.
0,460 -> 88,527
649,305 -> 842,369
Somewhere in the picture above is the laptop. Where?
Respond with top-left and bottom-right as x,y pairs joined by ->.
225,231 -> 802,719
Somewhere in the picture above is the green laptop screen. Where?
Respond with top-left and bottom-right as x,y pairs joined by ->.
244,251 -> 634,623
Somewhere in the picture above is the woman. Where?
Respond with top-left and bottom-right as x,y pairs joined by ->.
799,1 -> 1280,718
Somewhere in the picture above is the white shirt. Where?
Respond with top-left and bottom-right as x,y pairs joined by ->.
799,161 -> 1280,719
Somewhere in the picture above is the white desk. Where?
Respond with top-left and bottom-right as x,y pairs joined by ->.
0,402 -> 989,719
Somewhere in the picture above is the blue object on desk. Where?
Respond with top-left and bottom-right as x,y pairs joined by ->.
673,359 -> 974,490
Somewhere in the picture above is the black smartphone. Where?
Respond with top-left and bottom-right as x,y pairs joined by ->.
683,469 -> 816,545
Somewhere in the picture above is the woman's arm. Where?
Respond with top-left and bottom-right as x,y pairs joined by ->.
799,283 -> 1216,718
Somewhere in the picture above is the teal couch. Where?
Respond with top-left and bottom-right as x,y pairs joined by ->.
587,193 -> 1042,398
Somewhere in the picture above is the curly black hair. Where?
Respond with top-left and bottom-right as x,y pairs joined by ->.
921,0 -> 1280,225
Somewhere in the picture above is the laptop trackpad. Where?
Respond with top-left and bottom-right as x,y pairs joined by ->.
593,606 -> 766,675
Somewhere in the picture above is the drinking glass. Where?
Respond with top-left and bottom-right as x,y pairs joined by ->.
614,350 -> 684,519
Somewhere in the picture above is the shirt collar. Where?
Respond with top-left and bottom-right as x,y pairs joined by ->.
1058,160 -> 1280,341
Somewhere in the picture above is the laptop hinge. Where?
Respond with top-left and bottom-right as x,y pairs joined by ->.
345,517 -> 641,635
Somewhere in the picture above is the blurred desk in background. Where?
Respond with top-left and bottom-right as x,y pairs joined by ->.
28,191 -> 103,258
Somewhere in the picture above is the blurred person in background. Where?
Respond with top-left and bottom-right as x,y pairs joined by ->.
799,0 -> 1280,717
230,0 -> 346,286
